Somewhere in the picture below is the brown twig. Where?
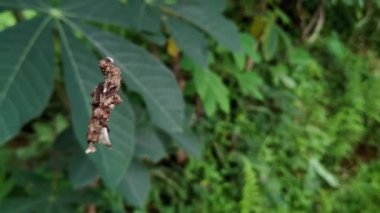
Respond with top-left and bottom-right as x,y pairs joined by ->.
86,57 -> 123,154
301,0 -> 325,43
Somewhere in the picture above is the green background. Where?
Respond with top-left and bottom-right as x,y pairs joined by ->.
0,0 -> 379,212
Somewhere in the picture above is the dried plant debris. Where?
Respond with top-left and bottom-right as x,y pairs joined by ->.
86,57 -> 123,154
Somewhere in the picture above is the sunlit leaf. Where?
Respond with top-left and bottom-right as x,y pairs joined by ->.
235,72 -> 264,100
194,70 -> 230,116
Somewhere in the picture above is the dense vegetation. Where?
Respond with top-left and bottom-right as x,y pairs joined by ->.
0,0 -> 380,212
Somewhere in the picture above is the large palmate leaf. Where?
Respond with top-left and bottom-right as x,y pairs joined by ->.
58,0 -> 132,29
0,0 -> 52,13
0,16 -> 54,144
135,125 -> 167,163
58,23 -> 135,188
66,20 -> 185,133
69,154 -> 98,189
122,0 -> 162,33
118,160 -> 151,208
167,1 -> 240,52
59,0 -> 162,33
166,17 -> 209,68
170,129 -> 202,159
55,128 -> 98,188
0,0 -> 139,30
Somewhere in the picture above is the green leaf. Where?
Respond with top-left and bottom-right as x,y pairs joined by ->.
179,0 -> 228,13
54,128 -> 98,188
0,0 -> 160,33
280,75 -> 296,89
240,33 -> 259,60
0,187 -> 98,213
168,2 -> 240,51
235,72 -> 264,100
194,70 -> 230,116
241,157 -> 262,213
54,127 -> 80,153
60,0 -> 161,32
288,48 -> 313,66
170,129 -> 202,159
135,126 -> 167,163
277,26 -> 292,52
0,16 -> 54,144
271,64 -> 297,89
233,34 -> 260,70
57,0 -> 133,28
325,33 -> 347,60
123,0 -> 162,33
233,53 -> 245,71
0,197 -> 46,213
118,160 -> 151,208
0,0 -> 52,13
262,22 -> 279,61
69,154 -> 98,189
67,21 -> 185,133
166,17 -> 209,68
58,23 -> 135,188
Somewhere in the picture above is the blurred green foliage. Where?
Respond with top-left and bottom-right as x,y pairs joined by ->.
0,0 -> 380,212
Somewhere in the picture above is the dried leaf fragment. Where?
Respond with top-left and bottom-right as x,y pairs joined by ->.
86,57 -> 123,154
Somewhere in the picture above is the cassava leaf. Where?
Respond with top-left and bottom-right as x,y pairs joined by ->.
54,127 -> 81,153
135,126 -> 167,163
58,0 -> 133,29
58,23 -> 135,189
181,0 -> 228,13
68,154 -> 98,189
166,17 -> 209,68
170,129 -> 202,159
118,160 -> 151,208
0,0 -> 160,33
0,16 -> 54,144
0,0 -> 52,13
66,20 -> 185,134
167,2 -> 240,51
123,0 -> 162,33
61,0 -> 161,33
